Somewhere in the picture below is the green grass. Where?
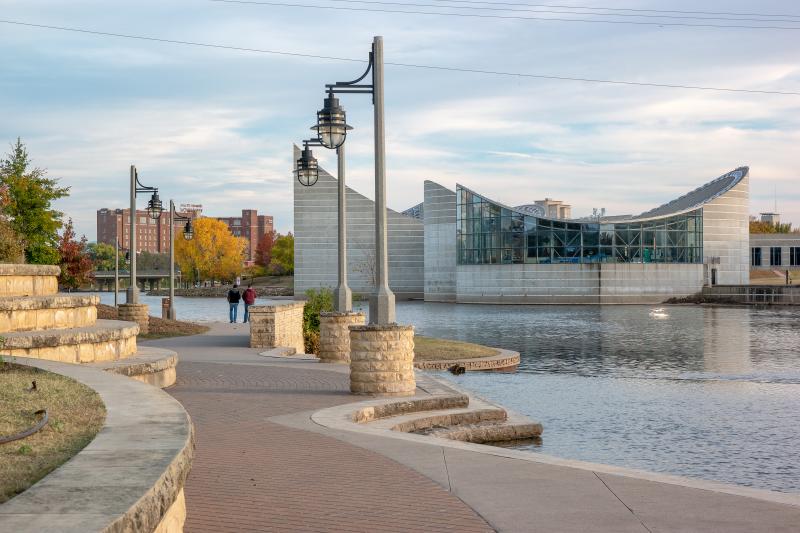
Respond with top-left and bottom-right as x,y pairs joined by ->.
414,336 -> 499,361
0,363 -> 106,503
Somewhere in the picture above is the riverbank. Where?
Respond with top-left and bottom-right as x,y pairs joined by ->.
97,304 -> 209,339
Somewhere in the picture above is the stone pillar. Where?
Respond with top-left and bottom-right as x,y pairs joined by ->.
319,312 -> 365,364
249,302 -> 305,353
349,324 -> 415,396
118,303 -> 149,335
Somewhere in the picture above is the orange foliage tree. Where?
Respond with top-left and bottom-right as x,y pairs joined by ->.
175,217 -> 246,284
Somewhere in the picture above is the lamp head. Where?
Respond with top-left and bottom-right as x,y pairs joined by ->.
147,191 -> 163,220
295,146 -> 319,187
312,94 -> 352,149
183,220 -> 194,240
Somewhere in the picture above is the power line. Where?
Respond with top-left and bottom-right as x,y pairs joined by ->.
422,0 -> 800,20
210,0 -> 800,24
1,19 -> 799,96
209,0 -> 800,29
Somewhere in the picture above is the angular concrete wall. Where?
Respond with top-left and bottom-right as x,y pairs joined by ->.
423,180 -> 457,302
293,146 -> 424,299
702,171 -> 750,285
456,263 -> 704,304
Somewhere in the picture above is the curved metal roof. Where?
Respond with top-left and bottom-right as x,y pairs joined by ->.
627,166 -> 748,221
457,166 -> 748,224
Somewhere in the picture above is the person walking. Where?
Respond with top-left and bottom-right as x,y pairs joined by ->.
227,284 -> 242,323
242,283 -> 257,323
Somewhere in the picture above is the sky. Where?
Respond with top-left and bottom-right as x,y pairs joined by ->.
2,0 -> 799,239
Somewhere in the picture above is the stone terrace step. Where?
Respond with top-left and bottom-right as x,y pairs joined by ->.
0,294 -> 99,333
1,319 -> 139,363
0,264 -> 60,297
89,346 -> 179,388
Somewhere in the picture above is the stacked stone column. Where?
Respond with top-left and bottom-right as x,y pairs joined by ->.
349,324 -> 415,396
249,302 -> 305,354
319,312 -> 366,364
118,303 -> 149,335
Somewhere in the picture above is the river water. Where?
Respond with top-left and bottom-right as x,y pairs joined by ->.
93,292 -> 800,493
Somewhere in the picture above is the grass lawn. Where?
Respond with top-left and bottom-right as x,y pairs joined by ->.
414,336 -> 499,361
97,304 -> 210,339
0,362 -> 106,503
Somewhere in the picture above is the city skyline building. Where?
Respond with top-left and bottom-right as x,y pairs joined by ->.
97,207 -> 274,263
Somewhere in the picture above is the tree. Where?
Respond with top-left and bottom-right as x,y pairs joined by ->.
57,219 -> 94,290
175,217 -> 246,283
255,229 -> 278,268
0,139 -> 70,264
750,220 -> 795,234
86,242 -> 123,271
0,184 -> 24,263
270,233 -> 294,275
138,251 -> 170,271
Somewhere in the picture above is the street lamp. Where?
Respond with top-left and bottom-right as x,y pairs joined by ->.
312,92 -> 352,150
296,134 -> 352,312
295,143 -> 319,187
127,165 -> 162,304
313,36 -> 394,324
168,199 -> 193,320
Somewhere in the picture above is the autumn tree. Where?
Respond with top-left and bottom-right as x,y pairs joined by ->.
0,184 -> 24,263
175,217 -> 246,284
270,233 -> 294,275
57,219 -> 94,290
749,220 -> 795,234
0,138 -> 70,264
255,229 -> 278,268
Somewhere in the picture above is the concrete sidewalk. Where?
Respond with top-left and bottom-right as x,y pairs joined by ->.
149,322 -> 800,532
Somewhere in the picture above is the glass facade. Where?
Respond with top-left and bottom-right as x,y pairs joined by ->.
770,247 -> 782,266
791,247 -> 800,267
751,247 -> 762,267
457,186 -> 703,265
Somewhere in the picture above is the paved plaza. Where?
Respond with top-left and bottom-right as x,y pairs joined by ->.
148,323 -> 800,533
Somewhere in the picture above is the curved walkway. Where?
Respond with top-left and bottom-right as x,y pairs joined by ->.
149,323 -> 491,532
149,322 -> 800,533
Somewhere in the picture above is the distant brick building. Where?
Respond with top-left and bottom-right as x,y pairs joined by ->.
96,208 -> 197,253
97,207 -> 274,264
214,209 -> 274,264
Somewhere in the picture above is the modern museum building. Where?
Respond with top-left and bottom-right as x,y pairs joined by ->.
294,154 -> 749,304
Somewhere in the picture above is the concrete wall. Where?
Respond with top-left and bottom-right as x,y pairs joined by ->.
750,233 -> 800,270
293,147 -> 424,298
456,263 -> 704,304
702,172 -> 750,285
423,180 -> 457,302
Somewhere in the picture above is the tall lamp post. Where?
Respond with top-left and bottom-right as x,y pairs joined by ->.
296,136 -> 353,312
306,36 -> 394,324
168,200 -> 194,320
114,237 -> 120,307
126,165 -> 163,304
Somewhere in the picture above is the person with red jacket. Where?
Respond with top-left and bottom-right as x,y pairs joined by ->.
242,283 -> 257,323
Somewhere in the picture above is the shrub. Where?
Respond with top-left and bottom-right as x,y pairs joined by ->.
303,288 -> 333,354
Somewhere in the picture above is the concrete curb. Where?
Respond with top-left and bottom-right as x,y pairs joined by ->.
311,372 -> 800,509
413,347 -> 520,371
0,357 -> 194,533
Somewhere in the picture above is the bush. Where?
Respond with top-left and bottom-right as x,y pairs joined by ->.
0,218 -> 24,263
303,288 -> 333,354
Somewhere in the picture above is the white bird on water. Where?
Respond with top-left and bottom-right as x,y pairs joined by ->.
649,307 -> 669,319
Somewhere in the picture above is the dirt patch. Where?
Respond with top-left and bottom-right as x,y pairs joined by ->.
0,362 -> 106,503
97,304 -> 210,339
414,336 -> 499,361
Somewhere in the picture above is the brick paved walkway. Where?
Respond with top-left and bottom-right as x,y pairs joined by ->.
168,361 -> 492,532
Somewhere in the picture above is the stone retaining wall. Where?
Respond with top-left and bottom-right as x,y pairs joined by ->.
0,358 -> 194,533
349,324 -> 416,396
249,302 -> 305,353
319,312 -> 365,364
2,320 -> 139,363
0,264 -> 60,297
119,302 -> 150,334
413,349 -> 521,372
0,295 -> 98,333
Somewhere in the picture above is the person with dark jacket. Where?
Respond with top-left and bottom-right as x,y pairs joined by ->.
242,284 -> 257,323
227,285 -> 241,323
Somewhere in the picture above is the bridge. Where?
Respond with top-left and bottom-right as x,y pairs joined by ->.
92,270 -> 182,292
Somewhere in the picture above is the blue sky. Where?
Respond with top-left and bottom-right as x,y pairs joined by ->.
2,0 -> 799,239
